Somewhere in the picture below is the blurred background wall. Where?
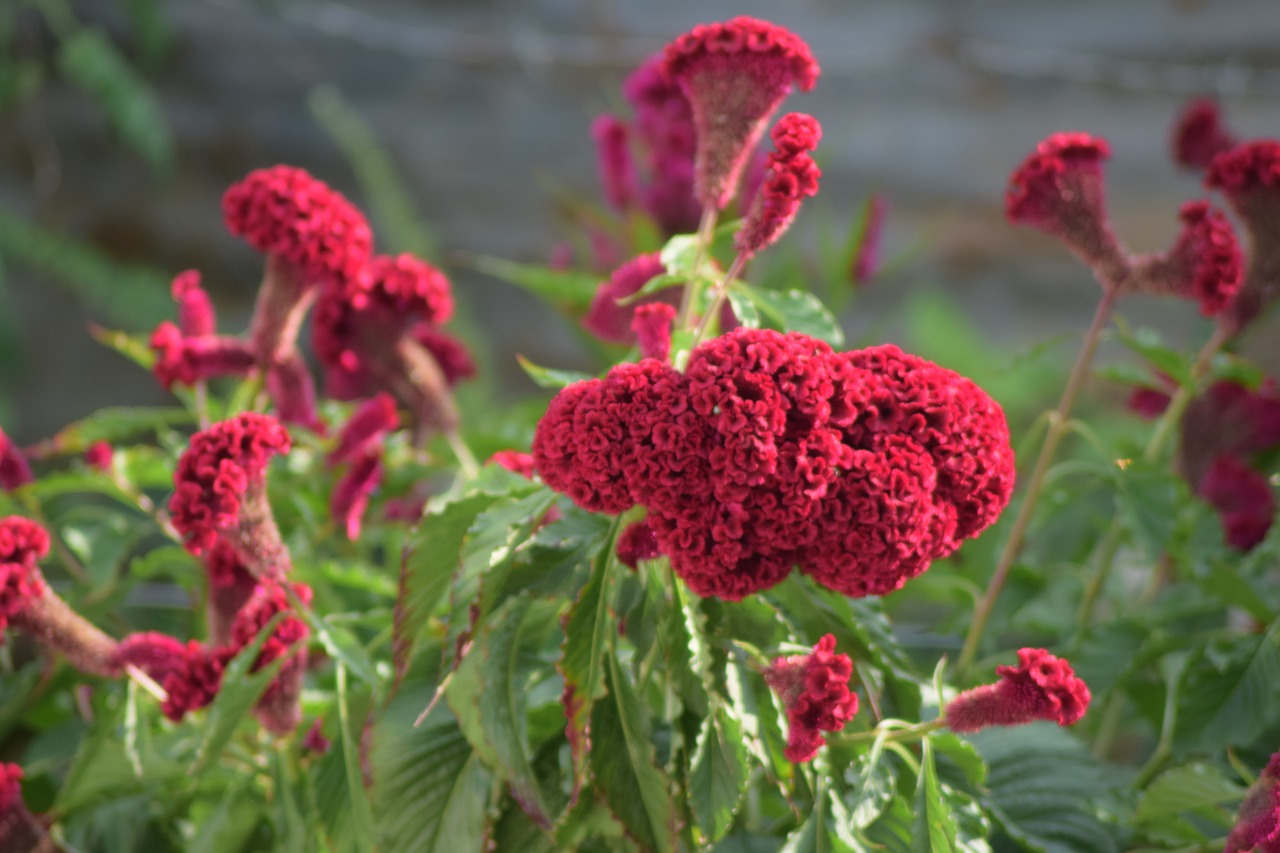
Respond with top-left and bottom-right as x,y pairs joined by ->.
2,0 -> 1279,441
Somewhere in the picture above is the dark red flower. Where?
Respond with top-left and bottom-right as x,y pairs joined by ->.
1006,133 -> 1129,284
230,581 -> 312,672
1227,753 -> 1280,853
169,413 -> 292,555
1173,98 -> 1238,172
736,112 -> 822,258
171,269 -> 216,338
662,17 -> 820,210
0,762 -> 22,811
945,648 -> 1090,733
0,516 -> 48,633
632,303 -> 676,362
591,114 -> 637,212
616,520 -> 661,569
621,54 -> 703,235
1206,141 -> 1280,332
1199,455 -> 1274,551
1129,200 -> 1243,316
222,165 -> 372,289
1128,386 -> 1173,419
114,631 -> 188,682
332,451 -> 382,541
83,441 -> 113,473
149,321 -> 257,391
303,718 -> 332,754
330,393 -> 399,467
411,324 -> 476,387
1180,380 -> 1280,488
583,253 -> 678,345
763,634 -> 858,763
161,641 -> 232,722
488,449 -> 537,480
355,254 -> 454,323
0,428 -> 33,491
850,193 -> 888,286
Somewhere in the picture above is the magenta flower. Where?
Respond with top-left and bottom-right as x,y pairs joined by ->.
945,648 -> 1090,733
160,641 -> 232,722
1173,98 -> 1238,172
662,17 -> 820,211
1227,753 -> 1280,853
1199,455 -> 1275,551
230,581 -> 312,735
616,520 -> 661,570
583,253 -> 677,345
0,516 -> 48,633
171,269 -> 216,338
631,303 -> 676,362
0,762 -> 22,812
330,393 -> 399,466
736,112 -> 822,258
763,634 -> 858,763
1206,141 -> 1280,332
0,427 -> 33,491
83,440 -> 113,473
203,540 -> 257,645
1128,200 -> 1243,316
850,193 -> 888,286
488,449 -> 537,480
149,270 -> 256,392
591,114 -> 637,212
114,631 -> 188,682
332,452 -> 382,541
622,53 -> 702,235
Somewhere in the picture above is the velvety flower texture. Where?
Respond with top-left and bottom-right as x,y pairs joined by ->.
945,648 -> 1090,733
1206,141 -> 1280,333
1199,455 -> 1275,551
590,114 -> 637,212
149,270 -> 257,391
1173,98 -> 1237,172
763,634 -> 858,762
169,413 -> 292,555
534,328 -> 1015,600
1227,753 -> 1280,853
0,516 -> 48,633
632,303 -> 676,362
488,449 -> 537,479
662,17 -> 819,210
616,520 -> 661,570
222,165 -> 372,289
161,641 -> 232,722
231,581 -> 312,734
1006,133 -> 1129,284
737,112 -> 822,258
0,427 -> 33,491
620,54 -> 702,234
1129,200 -> 1243,316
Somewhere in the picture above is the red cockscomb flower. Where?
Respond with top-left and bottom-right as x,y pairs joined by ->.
0,762 -> 22,812
171,269 -> 216,338
945,648 -> 1090,733
1173,98 -> 1238,172
169,413 -> 292,557
412,324 -> 476,387
83,441 -> 113,473
332,452 -> 382,541
1180,380 -> 1280,489
149,321 -> 257,391
0,516 -> 48,633
763,634 -> 858,763
489,449 -> 537,479
1199,455 -> 1275,551
1006,133 -> 1129,285
662,17 -> 820,211
0,427 -> 33,491
737,112 -> 822,258
161,641 -> 232,722
632,303 -> 676,362
330,393 -> 399,466
222,166 -> 372,290
622,53 -> 702,235
1206,141 -> 1280,332
1130,200 -> 1243,316
1227,753 -> 1280,853
114,631 -> 188,683
583,253 -> 678,345
616,520 -> 661,570
231,581 -> 312,735
591,114 -> 637,212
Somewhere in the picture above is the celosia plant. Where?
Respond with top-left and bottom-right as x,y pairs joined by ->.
3,16 -> 1280,853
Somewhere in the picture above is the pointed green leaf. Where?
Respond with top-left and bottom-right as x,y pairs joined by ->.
1135,763 -> 1245,825
689,706 -> 750,844
472,255 -> 601,308
1175,625 -> 1280,756
516,354 -> 595,390
912,739 -> 957,852
781,783 -> 859,853
336,664 -> 377,853
745,288 -> 844,346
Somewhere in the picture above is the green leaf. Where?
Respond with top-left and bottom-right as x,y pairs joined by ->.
1135,763 -> 1244,825
295,602 -> 377,688
846,735 -> 896,832
726,286 -> 761,329
781,783 -> 859,853
659,234 -> 701,277
745,288 -> 844,346
619,271 -> 687,304
1110,320 -> 1191,386
395,493 -> 497,683
912,739 -> 957,852
592,651 -> 676,851
472,255 -> 601,308
1113,459 -> 1189,561
38,406 -> 192,454
271,748 -> 318,853
516,354 -> 595,390
1175,625 -> 1280,756
446,595 -> 559,827
336,664 -> 378,853
689,706 -> 750,844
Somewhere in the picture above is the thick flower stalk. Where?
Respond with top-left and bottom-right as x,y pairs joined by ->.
1206,142 -> 1280,334
203,540 -> 257,645
224,166 -> 373,428
763,634 -> 858,762
1227,753 -> 1280,853
662,17 -> 819,211
534,328 -> 1014,600
1127,201 -> 1244,316
0,427 -> 33,491
169,413 -> 293,580
945,648 -> 1090,733
149,270 -> 256,392
1,517 -> 120,677
735,112 -> 822,258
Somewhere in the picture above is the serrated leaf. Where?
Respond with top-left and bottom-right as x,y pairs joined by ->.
516,354 -> 595,390
930,732 -> 987,788
913,739 -> 957,852
336,664 -> 377,853
746,288 -> 844,346
592,651 -> 676,850
1175,625 -> 1280,756
781,784 -> 859,853
659,234 -> 701,277
689,706 -> 750,844
472,255 -> 601,308
726,285 -> 761,328
1135,763 -> 1244,824
846,736 -> 896,832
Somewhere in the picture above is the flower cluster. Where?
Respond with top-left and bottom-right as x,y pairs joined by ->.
1227,753 -> 1280,853
945,648 -> 1090,733
763,634 -> 858,762
0,516 -> 48,633
1172,98 -> 1238,172
583,253 -> 735,352
149,271 -> 257,391
736,112 -> 822,258
160,641 -> 234,722
534,328 -> 1015,599
662,17 -> 819,211
169,413 -> 292,555
1205,140 -> 1280,332
0,427 -> 33,492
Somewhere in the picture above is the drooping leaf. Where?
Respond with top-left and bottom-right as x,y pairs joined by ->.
472,255 -> 601,309
689,705 -> 750,844
912,739 -> 957,852
1135,763 -> 1244,825
336,664 -> 378,853
1174,625 -> 1280,756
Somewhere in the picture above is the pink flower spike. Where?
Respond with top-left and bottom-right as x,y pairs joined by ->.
0,516 -> 49,633
149,322 -> 257,391
332,451 -> 383,541
83,441 -> 113,473
736,112 -> 822,258
1006,132 -> 1129,285
763,634 -> 858,763
1173,98 -> 1238,172
171,269 -> 216,338
1226,752 -> 1280,853
1198,455 -> 1274,551
330,393 -> 399,466
591,114 -> 637,212
0,427 -> 34,491
616,520 -> 661,569
632,303 -> 676,362
945,648 -> 1090,733
1129,200 -> 1243,316
662,17 -> 820,210
114,631 -> 188,682
623,54 -> 702,235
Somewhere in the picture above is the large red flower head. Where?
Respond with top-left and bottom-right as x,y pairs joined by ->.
1006,133 -> 1128,282
662,17 -> 819,210
1172,98 -> 1238,172
763,634 -> 859,763
222,165 -> 372,289
169,413 -> 292,555
1129,200 -> 1243,317
0,427 -> 33,492
736,112 -> 822,258
354,253 -> 454,323
0,517 -> 48,632
1227,753 -> 1280,853
1180,380 -> 1280,489
945,648 -> 1090,733
1206,141 -> 1280,332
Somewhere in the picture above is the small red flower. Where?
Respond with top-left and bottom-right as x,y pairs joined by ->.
171,269 -> 216,338
583,253 -> 677,345
1172,98 -> 1237,172
0,516 -> 48,633
1206,141 -> 1280,332
1199,455 -> 1275,551
763,634 -> 858,763
161,641 -> 232,722
83,441 -> 113,473
169,413 -> 292,555
631,303 -> 676,362
622,53 -> 702,235
850,193 -> 888,286
662,17 -> 820,210
736,112 -> 822,258
1129,200 -> 1243,316
330,393 -> 400,467
616,520 -> 661,569
488,449 -> 537,480
0,427 -> 33,491
0,762 -> 22,811
331,451 -> 382,541
1227,752 -> 1280,853
355,254 -> 454,323
149,321 -> 257,391
1128,386 -> 1173,420
945,648 -> 1090,733
303,718 -> 332,754
411,324 -> 476,387
591,114 -> 637,212
223,165 -> 372,289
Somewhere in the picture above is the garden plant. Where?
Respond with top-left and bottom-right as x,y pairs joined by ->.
2,14 -> 1280,853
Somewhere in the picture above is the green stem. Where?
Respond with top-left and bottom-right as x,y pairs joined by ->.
692,253 -> 747,346
958,286 -> 1119,675
675,206 -> 720,334
445,430 -> 479,481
